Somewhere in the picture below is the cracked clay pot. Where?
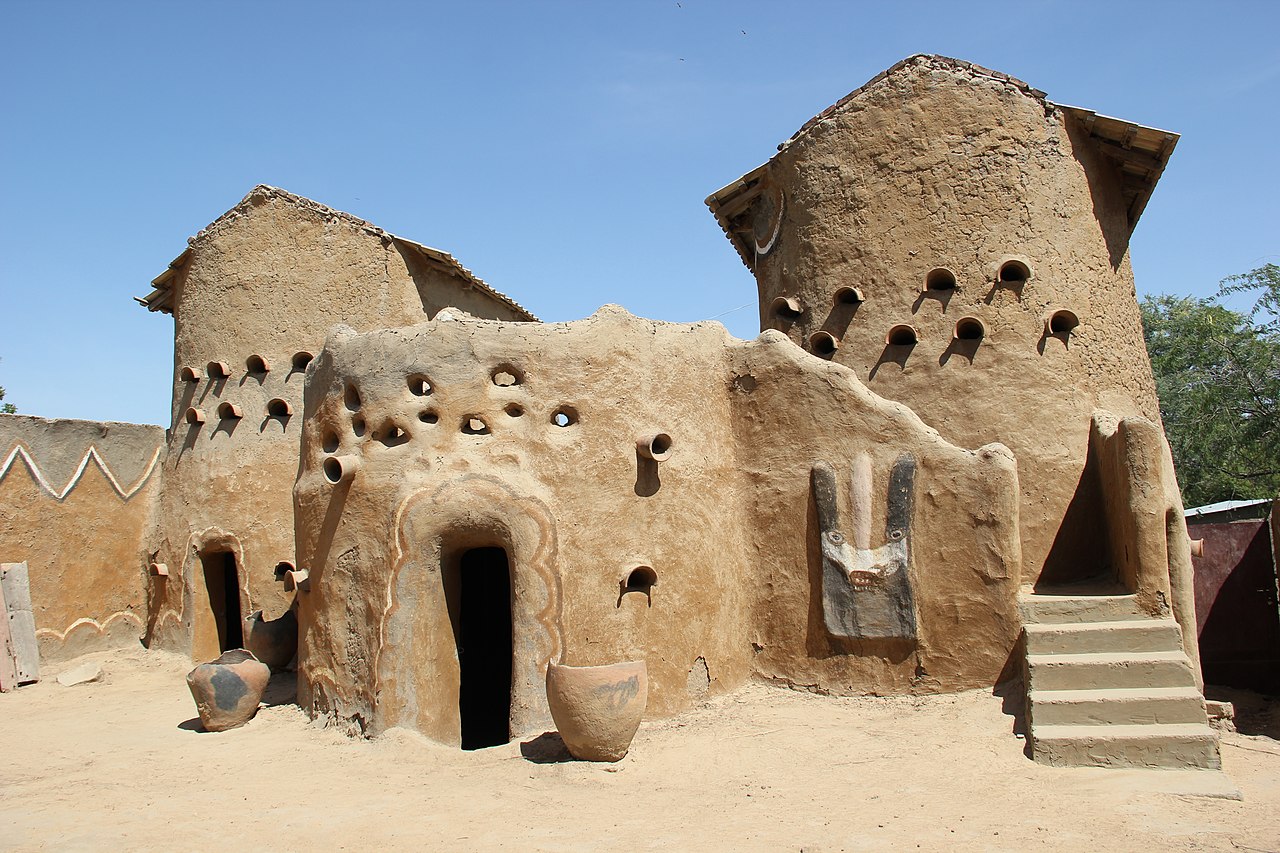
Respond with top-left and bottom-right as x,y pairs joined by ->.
546,660 -> 648,762
186,649 -> 271,732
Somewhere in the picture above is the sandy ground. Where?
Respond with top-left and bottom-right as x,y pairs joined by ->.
2,647 -> 1279,852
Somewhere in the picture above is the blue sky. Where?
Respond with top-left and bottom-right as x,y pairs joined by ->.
2,1 -> 1276,425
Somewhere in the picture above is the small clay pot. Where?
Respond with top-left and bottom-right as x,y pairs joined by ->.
245,607 -> 298,670
186,649 -> 270,732
546,660 -> 647,762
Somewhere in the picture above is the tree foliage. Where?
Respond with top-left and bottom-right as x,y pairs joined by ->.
1141,264 -> 1280,507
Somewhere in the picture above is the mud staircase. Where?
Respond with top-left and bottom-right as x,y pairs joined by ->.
1021,587 -> 1221,769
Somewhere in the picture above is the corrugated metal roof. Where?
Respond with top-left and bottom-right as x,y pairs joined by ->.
135,185 -> 537,321
1185,498 -> 1274,520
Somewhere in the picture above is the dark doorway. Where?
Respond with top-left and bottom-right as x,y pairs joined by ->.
200,551 -> 243,652
456,547 -> 513,750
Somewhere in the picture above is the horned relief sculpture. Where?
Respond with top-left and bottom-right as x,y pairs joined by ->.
811,453 -> 917,641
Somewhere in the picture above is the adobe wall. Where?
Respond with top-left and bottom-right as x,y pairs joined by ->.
148,188 -> 533,660
730,56 -> 1165,587
0,415 -> 163,661
294,307 -> 1021,744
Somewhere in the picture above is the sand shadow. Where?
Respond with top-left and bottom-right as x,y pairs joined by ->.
520,731 -> 575,764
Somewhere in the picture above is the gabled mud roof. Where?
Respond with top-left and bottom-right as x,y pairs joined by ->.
135,185 -> 537,321
706,55 -> 1178,270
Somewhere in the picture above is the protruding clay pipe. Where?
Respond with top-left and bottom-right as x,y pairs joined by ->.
834,286 -> 864,305
1044,309 -> 1079,336
207,361 -> 231,379
247,354 -> 271,374
886,324 -> 919,346
771,296 -> 802,318
953,317 -> 986,341
850,453 -> 873,551
180,366 -> 203,382
149,562 -> 169,577
809,331 -> 839,356
185,407 -> 205,424
217,402 -> 243,419
1190,539 -> 1205,558
637,433 -> 673,462
323,454 -> 360,484
284,568 -> 310,592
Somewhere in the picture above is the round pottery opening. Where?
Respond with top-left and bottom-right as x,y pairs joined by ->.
886,324 -> 918,346
954,317 -> 986,341
1047,309 -> 1079,336
637,433 -> 672,461
771,296 -> 802,319
809,331 -> 839,356
998,259 -> 1031,284
834,286 -> 864,305
925,268 -> 957,291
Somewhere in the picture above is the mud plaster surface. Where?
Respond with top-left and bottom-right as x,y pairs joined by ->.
3,647 -> 1277,852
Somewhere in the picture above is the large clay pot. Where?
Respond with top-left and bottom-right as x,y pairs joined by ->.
245,606 -> 298,670
546,660 -> 647,762
186,649 -> 271,732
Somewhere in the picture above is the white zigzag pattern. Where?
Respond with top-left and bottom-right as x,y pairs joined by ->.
0,443 -> 162,501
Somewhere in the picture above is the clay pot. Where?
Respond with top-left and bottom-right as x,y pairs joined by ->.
546,660 -> 647,762
186,649 -> 270,732
245,607 -> 298,670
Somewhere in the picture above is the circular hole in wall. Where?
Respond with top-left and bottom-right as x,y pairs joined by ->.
216,401 -> 242,420
207,361 -> 231,380
292,351 -> 314,372
418,410 -> 439,424
407,374 -> 433,396
551,406 -> 579,428
492,365 -> 524,387
886,325 -> 919,347
378,423 -> 410,447
322,430 -> 340,453
998,260 -> 1031,284
322,457 -> 344,484
462,416 -> 490,435
1048,309 -> 1079,336
344,383 -> 361,411
624,566 -> 658,592
274,561 -> 295,580
246,354 -> 270,375
809,331 -> 839,357
267,398 -> 292,418
351,415 -> 366,437
954,317 -> 986,341
834,286 -> 864,305
505,403 -> 524,418
925,268 -> 957,291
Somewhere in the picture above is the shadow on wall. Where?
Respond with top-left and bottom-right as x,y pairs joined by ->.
1037,436 -> 1109,589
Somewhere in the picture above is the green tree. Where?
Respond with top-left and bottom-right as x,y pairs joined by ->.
0,378 -> 13,414
1141,265 -> 1280,507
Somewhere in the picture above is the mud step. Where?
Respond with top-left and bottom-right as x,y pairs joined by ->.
1026,651 -> 1195,691
1019,593 -> 1145,624
1029,686 -> 1207,727
1030,723 -> 1221,769
1024,619 -> 1184,654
